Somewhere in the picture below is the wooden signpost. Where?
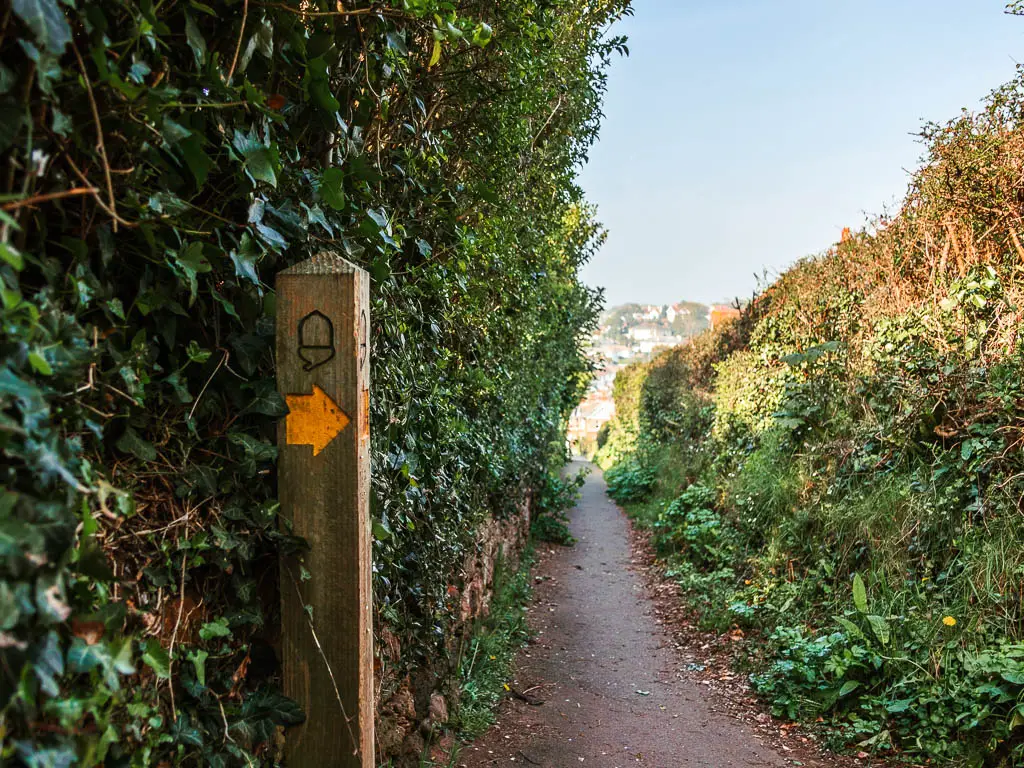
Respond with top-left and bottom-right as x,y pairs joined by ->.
276,252 -> 373,767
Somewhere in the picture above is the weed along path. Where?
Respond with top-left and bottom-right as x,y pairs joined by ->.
459,463 -> 833,768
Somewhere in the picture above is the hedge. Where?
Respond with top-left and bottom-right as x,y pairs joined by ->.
0,0 -> 629,763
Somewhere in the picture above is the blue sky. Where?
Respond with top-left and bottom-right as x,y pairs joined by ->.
579,1 -> 1024,307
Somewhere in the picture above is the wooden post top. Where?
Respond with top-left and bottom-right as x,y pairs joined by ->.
279,251 -> 365,276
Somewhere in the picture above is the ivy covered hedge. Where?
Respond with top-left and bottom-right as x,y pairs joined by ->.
0,0 -> 629,763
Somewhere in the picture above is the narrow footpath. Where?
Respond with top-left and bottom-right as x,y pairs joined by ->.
459,462 -> 828,768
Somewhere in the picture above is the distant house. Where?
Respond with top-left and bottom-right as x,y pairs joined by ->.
666,302 -> 691,325
628,324 -> 660,341
709,304 -> 741,330
600,343 -> 632,360
635,336 -> 681,356
567,398 -> 617,457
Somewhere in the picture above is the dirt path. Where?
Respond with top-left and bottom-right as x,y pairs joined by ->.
458,462 -> 832,768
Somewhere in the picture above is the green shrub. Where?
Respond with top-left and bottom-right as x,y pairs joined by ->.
652,485 -> 734,569
605,456 -> 656,503
531,470 -> 584,545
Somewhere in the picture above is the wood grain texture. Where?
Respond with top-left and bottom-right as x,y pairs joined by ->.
277,252 -> 373,767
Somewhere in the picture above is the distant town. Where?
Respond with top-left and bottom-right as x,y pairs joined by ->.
567,301 -> 740,455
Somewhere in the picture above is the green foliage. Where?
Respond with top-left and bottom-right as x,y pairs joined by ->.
604,456 -> 656,503
454,551 -> 534,738
600,57 -> 1024,766
0,0 -> 629,762
530,471 -> 583,546
652,485 -> 733,569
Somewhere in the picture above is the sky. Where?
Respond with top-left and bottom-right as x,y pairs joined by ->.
578,0 -> 1024,307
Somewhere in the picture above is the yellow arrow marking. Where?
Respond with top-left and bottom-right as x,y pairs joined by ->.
285,384 -> 350,456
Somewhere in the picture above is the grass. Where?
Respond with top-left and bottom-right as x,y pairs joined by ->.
453,546 -> 536,738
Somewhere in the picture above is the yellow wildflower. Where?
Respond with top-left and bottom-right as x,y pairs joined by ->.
942,616 -> 957,627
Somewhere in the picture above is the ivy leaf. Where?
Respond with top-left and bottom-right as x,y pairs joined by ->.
167,241 -> 212,306
17,39 -> 61,95
230,688 -> 305,744
161,117 -> 192,145
319,167 -> 346,211
303,203 -> 334,236
232,129 -> 278,187
76,536 -> 116,581
386,30 -> 409,56
309,78 -> 341,113
105,298 -> 125,321
0,241 -> 24,270
372,519 -> 393,541
307,57 -> 340,113
171,713 -> 204,747
33,630 -> 64,696
471,22 -> 493,48
116,427 -> 157,462
189,648 -> 209,686
186,340 -> 211,364
961,439 -> 975,461
198,616 -> 231,640
48,107 -> 71,138
180,135 -> 213,187
228,433 -> 276,476
28,351 -> 52,376
184,13 -> 207,69
254,222 -> 287,251
148,192 -> 190,216
230,232 -> 261,287
142,638 -> 171,678
165,371 -> 193,404
239,380 -> 287,417
35,571 -> 70,625
11,0 -> 71,54
254,18 -> 274,57
128,58 -> 152,84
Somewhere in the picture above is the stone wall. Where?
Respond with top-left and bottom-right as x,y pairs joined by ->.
375,498 -> 531,764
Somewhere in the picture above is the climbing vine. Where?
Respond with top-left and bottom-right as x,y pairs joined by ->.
0,0 -> 630,763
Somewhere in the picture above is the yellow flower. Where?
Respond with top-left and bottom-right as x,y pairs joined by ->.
942,616 -> 957,627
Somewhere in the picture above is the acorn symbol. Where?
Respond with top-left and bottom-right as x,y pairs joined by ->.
297,310 -> 336,372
